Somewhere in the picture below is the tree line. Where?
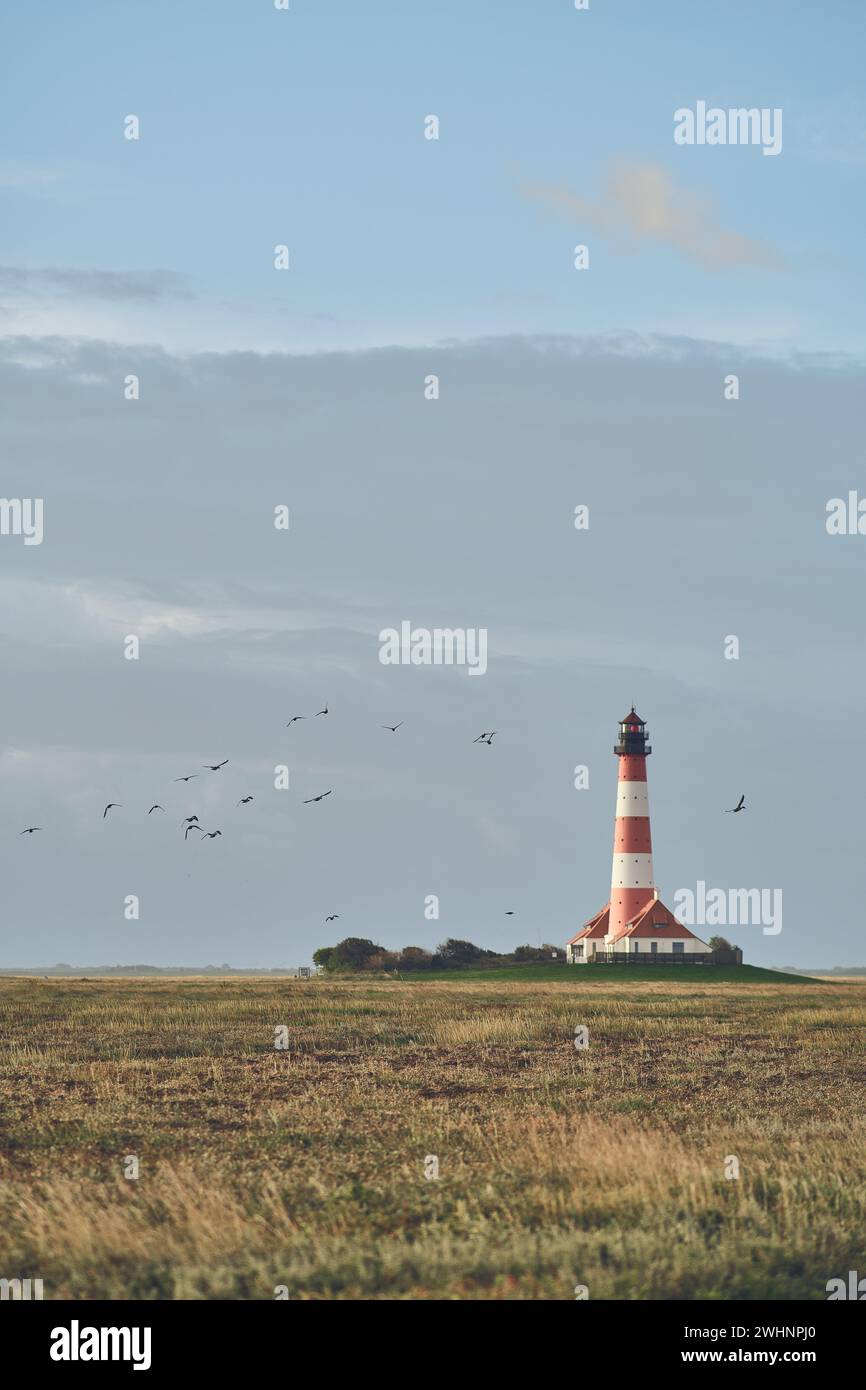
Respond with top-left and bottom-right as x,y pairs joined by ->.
312,937 -> 565,973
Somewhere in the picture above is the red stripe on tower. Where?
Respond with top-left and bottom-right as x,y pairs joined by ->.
608,707 -> 655,944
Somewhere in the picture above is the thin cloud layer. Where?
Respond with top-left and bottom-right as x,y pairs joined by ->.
0,266 -> 194,301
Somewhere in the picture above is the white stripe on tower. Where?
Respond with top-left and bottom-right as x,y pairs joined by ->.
610,854 -> 654,888
608,709 -> 655,944
615,782 -> 649,817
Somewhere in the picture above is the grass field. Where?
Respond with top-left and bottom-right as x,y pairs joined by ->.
1,972 -> 864,1300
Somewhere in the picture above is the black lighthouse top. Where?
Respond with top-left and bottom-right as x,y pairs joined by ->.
614,706 -> 652,756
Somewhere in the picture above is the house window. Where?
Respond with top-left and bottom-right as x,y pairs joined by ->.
633,941 -> 640,953
576,945 -> 584,958
650,942 -> 657,955
672,942 -> 684,954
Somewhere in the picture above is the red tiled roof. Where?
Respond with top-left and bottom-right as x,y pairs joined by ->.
620,707 -> 645,725
619,897 -> 708,942
567,903 -> 610,944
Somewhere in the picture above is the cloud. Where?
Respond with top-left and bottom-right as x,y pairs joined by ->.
0,266 -> 194,301
520,161 -> 784,270
0,329 -> 860,966
0,164 -> 66,191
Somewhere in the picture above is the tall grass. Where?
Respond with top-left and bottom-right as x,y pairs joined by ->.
0,975 -> 864,1299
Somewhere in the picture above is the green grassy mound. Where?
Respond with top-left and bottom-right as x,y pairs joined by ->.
397,962 -> 816,984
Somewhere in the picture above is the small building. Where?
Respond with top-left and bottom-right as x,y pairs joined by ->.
567,894 -> 715,962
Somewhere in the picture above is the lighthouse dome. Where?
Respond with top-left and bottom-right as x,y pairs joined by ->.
620,707 -> 645,726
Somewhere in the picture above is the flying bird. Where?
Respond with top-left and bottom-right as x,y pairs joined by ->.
174,775 -> 198,783
202,760 -> 229,771
148,805 -> 164,815
505,911 -> 515,916
200,830 -> 223,839
181,815 -> 199,826
237,796 -> 254,805
473,731 -> 496,744
381,722 -> 403,732
303,790 -> 333,804
725,795 -> 746,814
19,827 -> 41,835
316,704 -> 328,717
183,823 -> 200,841
103,804 -> 121,818
286,716 -> 305,726
325,914 -> 339,922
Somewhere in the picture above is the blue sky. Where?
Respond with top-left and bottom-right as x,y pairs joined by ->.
3,1 -> 865,353
1,3 -> 865,970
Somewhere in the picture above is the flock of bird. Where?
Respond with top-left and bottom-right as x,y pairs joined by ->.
17,712 -> 507,840
16,714 -> 514,924
16,711 -> 746,924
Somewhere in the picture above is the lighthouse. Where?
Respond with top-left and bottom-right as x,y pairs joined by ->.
609,708 -> 655,943
566,708 -> 713,963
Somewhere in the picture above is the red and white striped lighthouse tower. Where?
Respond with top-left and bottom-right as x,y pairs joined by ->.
609,707 -> 655,943
565,707 -> 714,962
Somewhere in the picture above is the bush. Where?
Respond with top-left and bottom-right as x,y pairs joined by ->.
318,938 -> 383,973
398,947 -> 434,971
364,950 -> 400,972
513,944 -> 566,963
434,938 -> 489,966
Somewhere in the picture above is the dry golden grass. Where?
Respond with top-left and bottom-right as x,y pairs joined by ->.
0,974 -> 864,1299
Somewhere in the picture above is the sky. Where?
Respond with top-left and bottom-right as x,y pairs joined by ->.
1,1 -> 864,968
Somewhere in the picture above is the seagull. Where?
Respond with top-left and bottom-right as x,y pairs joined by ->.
184,823 -> 200,841
316,704 -> 328,717
473,731 -> 496,745
148,805 -> 164,815
725,795 -> 746,814
103,804 -> 121,818
286,716 -> 305,726
325,914 -> 339,922
19,827 -> 41,835
200,830 -> 223,840
182,815 -> 199,826
203,760 -> 228,771
381,722 -> 403,732
505,911 -> 515,916
237,796 -> 254,805
303,790 -> 333,804
174,774 -> 198,783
